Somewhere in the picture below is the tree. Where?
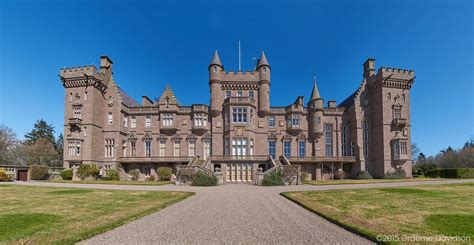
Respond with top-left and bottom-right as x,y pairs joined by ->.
0,125 -> 17,164
24,138 -> 59,166
411,142 -> 420,161
24,119 -> 56,145
56,133 -> 64,161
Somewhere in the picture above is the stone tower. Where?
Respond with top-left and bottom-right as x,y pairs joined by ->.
307,77 -> 324,141
209,51 -> 224,116
256,52 -> 270,116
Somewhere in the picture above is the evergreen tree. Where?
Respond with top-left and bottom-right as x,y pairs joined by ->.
24,119 -> 56,145
56,133 -> 64,160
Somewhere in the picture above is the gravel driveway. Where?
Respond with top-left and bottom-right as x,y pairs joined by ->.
5,179 -> 473,244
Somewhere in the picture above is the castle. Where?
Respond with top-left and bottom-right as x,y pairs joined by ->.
60,51 -> 414,182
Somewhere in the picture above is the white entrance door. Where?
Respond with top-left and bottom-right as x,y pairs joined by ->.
226,164 -> 253,182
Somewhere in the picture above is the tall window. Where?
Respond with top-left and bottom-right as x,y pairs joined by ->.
393,141 -> 400,157
232,107 -> 247,123
317,116 -> 321,125
173,140 -> 180,156
84,91 -> 88,101
145,115 -> 151,128
393,107 -> 402,119
363,121 -> 369,158
350,141 -> 355,156
73,105 -> 82,119
342,126 -> 348,156
237,90 -> 243,97
268,116 -> 275,127
194,113 -> 207,127
159,140 -> 166,156
268,140 -> 276,159
131,116 -> 136,128
283,141 -> 291,157
249,139 -> 254,155
105,139 -> 115,157
400,141 -> 407,155
123,116 -> 128,127
232,138 -> 247,156
289,114 -> 301,126
130,141 -> 136,157
226,90 -> 231,98
249,91 -> 254,99
145,140 -> 151,157
108,112 -> 113,125
122,141 -> 127,157
188,140 -> 196,156
324,124 -> 333,157
225,138 -> 230,155
162,114 -> 173,126
298,140 -> 305,158
68,141 -> 80,156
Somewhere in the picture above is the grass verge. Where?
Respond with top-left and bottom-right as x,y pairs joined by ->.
282,182 -> 474,244
0,185 -> 193,244
48,179 -> 173,186
303,177 -> 442,186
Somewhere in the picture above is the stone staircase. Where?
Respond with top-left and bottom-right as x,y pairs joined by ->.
175,156 -> 215,185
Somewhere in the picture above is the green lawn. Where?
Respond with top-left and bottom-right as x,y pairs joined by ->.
303,177 -> 441,186
48,179 -> 173,186
0,185 -> 193,244
283,183 -> 474,244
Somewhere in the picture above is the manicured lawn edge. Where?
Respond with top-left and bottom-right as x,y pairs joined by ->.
46,179 -> 173,186
280,192 -> 382,244
303,178 -> 442,186
55,191 -> 195,245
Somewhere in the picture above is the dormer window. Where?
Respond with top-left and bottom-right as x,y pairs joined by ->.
194,113 -> 207,127
162,113 -> 173,126
288,114 -> 301,127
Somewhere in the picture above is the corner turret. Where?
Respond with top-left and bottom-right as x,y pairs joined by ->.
307,76 -> 324,138
257,51 -> 270,116
209,51 -> 224,116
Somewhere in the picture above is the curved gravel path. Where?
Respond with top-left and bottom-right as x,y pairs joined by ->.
4,179 -> 473,244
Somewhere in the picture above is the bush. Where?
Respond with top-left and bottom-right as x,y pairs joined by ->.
355,170 -> 373,180
102,169 -> 120,181
129,169 -> 140,181
77,164 -> 100,180
146,175 -> 156,181
60,169 -> 73,180
157,167 -> 172,181
425,168 -> 474,179
261,171 -> 285,186
191,172 -> 217,186
384,168 -> 407,179
29,165 -> 50,180
300,171 -> 309,182
0,168 -> 10,182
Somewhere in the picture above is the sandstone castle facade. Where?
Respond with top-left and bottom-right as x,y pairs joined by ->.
60,52 -> 414,182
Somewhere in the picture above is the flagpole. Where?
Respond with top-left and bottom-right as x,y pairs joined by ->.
238,40 -> 241,71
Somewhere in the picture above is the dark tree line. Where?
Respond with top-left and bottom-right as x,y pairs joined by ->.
412,140 -> 474,176
0,120 -> 63,167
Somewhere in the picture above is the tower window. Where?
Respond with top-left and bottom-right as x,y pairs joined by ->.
249,91 -> 254,99
131,116 -> 136,128
108,112 -> 113,125
393,107 -> 402,119
226,91 -> 231,98
232,138 -> 248,156
268,116 -> 275,127
324,124 -> 333,157
73,105 -> 82,119
232,107 -> 247,123
162,114 -> 174,126
387,92 -> 391,100
237,90 -> 243,97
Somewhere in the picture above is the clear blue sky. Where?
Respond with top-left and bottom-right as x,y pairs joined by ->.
0,0 -> 472,156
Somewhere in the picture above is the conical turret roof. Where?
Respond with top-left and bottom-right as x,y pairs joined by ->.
209,50 -> 223,68
310,76 -> 321,101
257,51 -> 270,68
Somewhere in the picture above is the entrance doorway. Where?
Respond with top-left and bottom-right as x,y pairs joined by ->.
226,163 -> 253,182
17,170 -> 28,181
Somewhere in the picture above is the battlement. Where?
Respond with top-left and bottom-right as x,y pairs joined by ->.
60,65 -> 100,79
219,70 -> 259,82
378,66 -> 415,80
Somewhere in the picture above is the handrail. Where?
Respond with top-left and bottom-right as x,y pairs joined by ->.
203,157 -> 211,169
287,156 -> 356,162
279,155 -> 292,165
187,155 -> 199,166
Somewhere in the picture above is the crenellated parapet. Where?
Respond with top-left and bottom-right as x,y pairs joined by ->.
372,67 -> 415,90
59,64 -> 107,93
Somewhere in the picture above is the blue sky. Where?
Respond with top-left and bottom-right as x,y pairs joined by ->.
0,0 -> 472,156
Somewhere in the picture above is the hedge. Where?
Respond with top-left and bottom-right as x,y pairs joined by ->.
77,164 -> 100,180
262,171 -> 285,186
157,167 -> 172,181
424,168 -> 474,179
30,165 -> 50,180
60,169 -> 73,180
191,172 -> 218,186
102,169 -> 120,181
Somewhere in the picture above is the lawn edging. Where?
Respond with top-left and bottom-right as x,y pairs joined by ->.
58,191 -> 195,244
280,191 -> 382,244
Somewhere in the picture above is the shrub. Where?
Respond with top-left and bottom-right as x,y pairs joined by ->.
29,165 -> 50,180
157,167 -> 173,181
102,169 -> 120,181
0,168 -> 10,182
146,175 -> 156,181
129,169 -> 140,181
77,164 -> 100,180
191,172 -> 217,186
334,170 -> 344,180
384,168 -> 407,179
300,171 -> 309,182
60,169 -> 73,180
355,170 -> 373,180
261,171 -> 285,186
425,168 -> 474,179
